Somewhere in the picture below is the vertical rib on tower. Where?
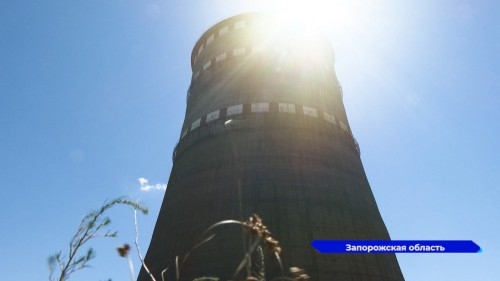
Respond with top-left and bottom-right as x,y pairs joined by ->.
140,12 -> 404,281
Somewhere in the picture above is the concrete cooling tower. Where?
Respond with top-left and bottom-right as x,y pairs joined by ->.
139,12 -> 404,281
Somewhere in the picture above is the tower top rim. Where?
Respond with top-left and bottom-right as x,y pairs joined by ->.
190,11 -> 334,69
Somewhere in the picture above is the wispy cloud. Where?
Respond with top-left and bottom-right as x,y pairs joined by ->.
139,177 -> 167,192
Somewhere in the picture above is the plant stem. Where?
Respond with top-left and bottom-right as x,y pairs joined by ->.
127,255 -> 135,281
134,209 -> 156,281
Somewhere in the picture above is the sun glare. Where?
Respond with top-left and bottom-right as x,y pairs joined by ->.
247,0 -> 393,124
247,2 -> 342,68
250,0 -> 369,60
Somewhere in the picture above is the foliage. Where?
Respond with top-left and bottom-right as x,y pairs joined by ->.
48,197 -> 148,281
178,214 -> 309,281
192,277 -> 219,281
48,200 -> 307,281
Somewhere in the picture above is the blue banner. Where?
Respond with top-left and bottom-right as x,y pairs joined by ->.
311,240 -> 481,253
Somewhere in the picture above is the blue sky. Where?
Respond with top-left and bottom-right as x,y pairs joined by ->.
0,1 -> 498,280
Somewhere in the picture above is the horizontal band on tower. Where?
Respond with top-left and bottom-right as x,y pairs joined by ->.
180,102 -> 350,141
192,46 -> 333,83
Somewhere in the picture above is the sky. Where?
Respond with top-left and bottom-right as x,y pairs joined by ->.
0,0 -> 499,280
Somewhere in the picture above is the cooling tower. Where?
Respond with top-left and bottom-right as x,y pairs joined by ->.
139,12 -> 404,281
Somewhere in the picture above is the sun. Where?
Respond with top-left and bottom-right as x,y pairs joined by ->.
250,0 -> 366,58
246,1 -> 343,66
